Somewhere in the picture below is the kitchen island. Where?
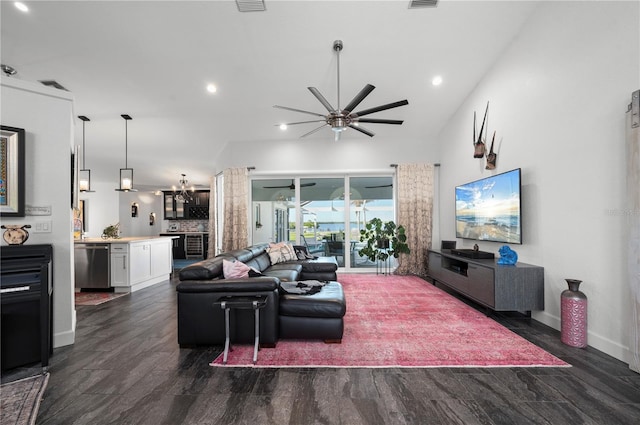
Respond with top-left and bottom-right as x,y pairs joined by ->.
75,236 -> 176,293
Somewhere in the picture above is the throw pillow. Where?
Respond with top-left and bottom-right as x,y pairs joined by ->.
222,259 -> 251,279
267,242 -> 296,264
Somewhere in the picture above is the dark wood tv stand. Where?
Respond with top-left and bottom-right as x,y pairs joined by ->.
427,249 -> 544,313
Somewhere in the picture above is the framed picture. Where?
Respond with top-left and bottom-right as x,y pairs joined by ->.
1,125 -> 25,217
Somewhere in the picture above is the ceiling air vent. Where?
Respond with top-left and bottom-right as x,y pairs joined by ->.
409,0 -> 438,8
236,0 -> 266,12
39,80 -> 69,91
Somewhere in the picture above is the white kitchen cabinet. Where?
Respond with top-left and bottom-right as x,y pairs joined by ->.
99,237 -> 173,292
130,243 -> 152,284
110,244 -> 129,287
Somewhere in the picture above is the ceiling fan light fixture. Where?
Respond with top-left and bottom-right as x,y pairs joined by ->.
274,40 -> 408,141
331,117 -> 347,132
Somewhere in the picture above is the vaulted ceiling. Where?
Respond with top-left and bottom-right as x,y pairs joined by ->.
1,1 -> 539,189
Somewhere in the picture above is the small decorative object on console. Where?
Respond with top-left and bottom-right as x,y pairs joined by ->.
497,245 -> 518,265
1,224 -> 30,245
101,223 -> 120,239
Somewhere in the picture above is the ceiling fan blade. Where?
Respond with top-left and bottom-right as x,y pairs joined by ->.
342,84 -> 375,114
355,118 -> 404,125
348,124 -> 375,137
275,120 -> 326,126
300,182 -> 316,187
365,184 -> 393,188
352,99 -> 409,118
264,184 -> 290,189
273,105 -> 326,118
308,87 -> 336,113
300,123 -> 329,138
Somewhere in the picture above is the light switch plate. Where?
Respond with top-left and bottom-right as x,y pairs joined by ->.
33,220 -> 52,233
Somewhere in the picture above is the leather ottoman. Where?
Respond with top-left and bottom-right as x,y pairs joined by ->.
278,281 -> 346,342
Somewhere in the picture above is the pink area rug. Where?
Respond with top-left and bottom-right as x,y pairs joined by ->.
74,291 -> 128,306
210,274 -> 569,368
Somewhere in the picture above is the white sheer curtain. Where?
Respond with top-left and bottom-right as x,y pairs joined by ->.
206,176 -> 216,258
395,163 -> 435,276
222,167 -> 248,252
627,93 -> 640,373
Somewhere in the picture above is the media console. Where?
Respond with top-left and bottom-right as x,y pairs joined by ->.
427,249 -> 544,313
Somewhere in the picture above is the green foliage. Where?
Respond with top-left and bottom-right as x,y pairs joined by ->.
358,218 -> 410,262
101,223 -> 120,239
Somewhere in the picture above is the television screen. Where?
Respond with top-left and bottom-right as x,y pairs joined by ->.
455,168 -> 522,244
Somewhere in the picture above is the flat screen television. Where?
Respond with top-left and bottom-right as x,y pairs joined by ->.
455,168 -> 522,244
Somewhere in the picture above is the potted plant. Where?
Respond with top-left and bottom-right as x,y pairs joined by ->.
358,218 -> 410,263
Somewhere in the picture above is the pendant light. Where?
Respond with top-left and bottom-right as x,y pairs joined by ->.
115,114 -> 137,192
173,173 -> 194,203
78,115 -> 94,192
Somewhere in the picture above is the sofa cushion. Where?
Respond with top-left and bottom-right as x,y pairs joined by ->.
222,259 -> 251,279
179,256 -> 231,280
245,252 -> 271,272
279,281 -> 346,318
226,248 -> 255,263
262,268 -> 300,283
176,277 -> 278,293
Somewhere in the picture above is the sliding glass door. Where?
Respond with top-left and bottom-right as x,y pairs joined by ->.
251,174 -> 394,270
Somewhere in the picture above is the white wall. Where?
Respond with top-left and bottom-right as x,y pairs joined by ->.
117,191 -> 164,237
217,135 -> 439,174
1,78 -> 76,348
437,1 -> 639,363
77,180 -> 119,238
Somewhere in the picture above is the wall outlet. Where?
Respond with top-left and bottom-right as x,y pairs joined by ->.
33,220 -> 53,233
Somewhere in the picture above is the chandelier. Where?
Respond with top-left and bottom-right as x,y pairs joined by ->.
173,174 -> 194,203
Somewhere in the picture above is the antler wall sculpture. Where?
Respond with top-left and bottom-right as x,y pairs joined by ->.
473,101 -> 498,169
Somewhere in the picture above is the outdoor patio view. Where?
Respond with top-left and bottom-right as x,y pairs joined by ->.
251,176 -> 396,270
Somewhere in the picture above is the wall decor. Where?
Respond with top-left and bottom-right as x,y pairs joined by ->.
473,102 -> 489,158
485,131 -> 497,170
0,125 -> 25,217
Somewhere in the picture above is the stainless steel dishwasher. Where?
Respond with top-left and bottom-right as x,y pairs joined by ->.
74,243 -> 110,289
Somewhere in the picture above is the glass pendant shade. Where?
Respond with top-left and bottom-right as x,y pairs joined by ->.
79,169 -> 91,192
119,168 -> 134,191
115,114 -> 137,192
78,115 -> 94,192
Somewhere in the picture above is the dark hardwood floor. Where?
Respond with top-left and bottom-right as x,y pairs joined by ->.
4,276 -> 640,424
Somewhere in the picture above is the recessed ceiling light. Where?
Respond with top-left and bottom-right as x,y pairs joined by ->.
206,84 -> 217,93
279,124 -> 287,130
15,2 -> 29,12
432,75 -> 443,86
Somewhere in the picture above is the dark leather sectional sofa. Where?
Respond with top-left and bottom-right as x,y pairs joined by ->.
176,244 -> 346,348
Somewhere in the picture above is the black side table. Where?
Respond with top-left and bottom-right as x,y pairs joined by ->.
215,295 -> 267,364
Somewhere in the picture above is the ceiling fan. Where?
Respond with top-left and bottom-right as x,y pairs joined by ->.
365,183 -> 393,188
264,179 -> 316,190
274,40 -> 409,141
